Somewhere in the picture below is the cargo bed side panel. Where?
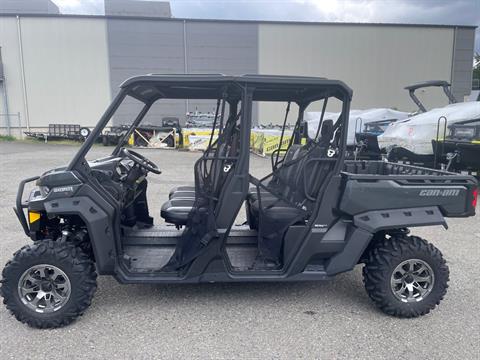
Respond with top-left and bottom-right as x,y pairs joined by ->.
339,179 -> 469,216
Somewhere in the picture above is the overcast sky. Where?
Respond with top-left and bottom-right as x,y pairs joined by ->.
53,0 -> 480,52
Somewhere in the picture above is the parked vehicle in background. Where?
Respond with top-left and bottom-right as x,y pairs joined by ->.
305,108 -> 410,159
381,101 -> 480,171
432,118 -> 480,173
102,118 -> 182,148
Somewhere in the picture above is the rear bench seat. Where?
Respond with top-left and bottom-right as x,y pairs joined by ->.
169,186 -> 195,199
246,120 -> 334,229
163,120 -> 333,227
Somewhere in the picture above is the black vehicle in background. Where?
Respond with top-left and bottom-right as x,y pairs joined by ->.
353,119 -> 398,160
102,117 -> 182,148
432,118 -> 480,173
2,74 -> 477,329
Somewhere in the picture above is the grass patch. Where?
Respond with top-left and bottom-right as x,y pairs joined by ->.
0,135 -> 16,141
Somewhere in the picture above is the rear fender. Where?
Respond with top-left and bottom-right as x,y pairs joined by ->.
353,206 -> 447,233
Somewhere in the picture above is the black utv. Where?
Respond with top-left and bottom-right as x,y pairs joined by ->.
431,118 -> 480,173
1,75 -> 477,328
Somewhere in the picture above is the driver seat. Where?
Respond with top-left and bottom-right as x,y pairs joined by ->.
160,198 -> 198,226
160,144 -> 228,226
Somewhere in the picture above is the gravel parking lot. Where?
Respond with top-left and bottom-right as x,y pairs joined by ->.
0,141 -> 479,359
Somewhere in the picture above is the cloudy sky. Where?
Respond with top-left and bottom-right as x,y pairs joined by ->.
53,0 -> 479,52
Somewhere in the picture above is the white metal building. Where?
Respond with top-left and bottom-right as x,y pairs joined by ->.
0,0 -> 476,136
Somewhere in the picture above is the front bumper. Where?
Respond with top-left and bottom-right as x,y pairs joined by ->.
13,176 -> 40,236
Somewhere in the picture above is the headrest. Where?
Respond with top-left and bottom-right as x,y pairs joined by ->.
300,121 -> 309,139
320,120 -> 334,143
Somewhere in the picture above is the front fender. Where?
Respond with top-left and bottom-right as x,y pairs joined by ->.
44,196 -> 116,274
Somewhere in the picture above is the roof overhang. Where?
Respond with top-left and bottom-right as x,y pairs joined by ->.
120,74 -> 353,103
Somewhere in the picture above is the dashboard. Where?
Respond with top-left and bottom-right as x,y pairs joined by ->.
89,156 -> 148,207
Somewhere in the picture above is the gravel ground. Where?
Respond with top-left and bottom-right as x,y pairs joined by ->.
0,141 -> 479,359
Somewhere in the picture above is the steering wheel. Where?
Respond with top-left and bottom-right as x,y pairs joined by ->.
120,148 -> 162,174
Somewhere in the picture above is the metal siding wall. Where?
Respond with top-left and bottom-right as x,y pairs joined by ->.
185,21 -> 258,119
1,17 -> 111,130
104,0 -> 171,17
0,17 -> 25,134
107,19 -> 259,125
258,24 -> 456,124
0,0 -> 59,14
2,16 -> 472,131
107,19 -> 186,125
451,28 -> 475,101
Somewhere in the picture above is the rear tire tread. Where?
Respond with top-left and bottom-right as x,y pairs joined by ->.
363,234 -> 449,318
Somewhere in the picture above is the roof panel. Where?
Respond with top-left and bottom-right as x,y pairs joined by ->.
120,73 -> 352,102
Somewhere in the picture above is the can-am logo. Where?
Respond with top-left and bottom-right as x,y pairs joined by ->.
53,186 -> 74,193
419,189 -> 460,197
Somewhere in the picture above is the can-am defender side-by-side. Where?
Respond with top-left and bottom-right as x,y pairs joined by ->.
379,81 -> 480,171
1,75 -> 477,328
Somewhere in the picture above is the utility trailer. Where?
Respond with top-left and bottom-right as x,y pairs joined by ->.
2,74 -> 477,329
25,124 -> 91,142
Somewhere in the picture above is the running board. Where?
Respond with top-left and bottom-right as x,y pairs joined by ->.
122,225 -> 258,246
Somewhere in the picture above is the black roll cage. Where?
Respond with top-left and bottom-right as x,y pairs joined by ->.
68,74 -> 352,174
39,74 -> 353,277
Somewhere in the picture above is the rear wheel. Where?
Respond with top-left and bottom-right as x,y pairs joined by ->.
363,234 -> 449,318
1,240 -> 97,328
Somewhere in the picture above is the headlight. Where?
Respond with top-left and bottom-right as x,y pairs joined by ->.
39,186 -> 50,197
451,127 -> 475,139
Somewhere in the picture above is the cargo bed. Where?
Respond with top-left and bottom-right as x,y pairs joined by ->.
343,160 -> 468,178
340,161 -> 477,217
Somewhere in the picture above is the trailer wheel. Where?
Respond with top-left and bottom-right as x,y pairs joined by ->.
0,240 -> 97,328
79,127 -> 91,138
363,234 -> 449,318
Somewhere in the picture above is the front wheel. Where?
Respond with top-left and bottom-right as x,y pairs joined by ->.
363,234 -> 449,318
1,240 -> 97,328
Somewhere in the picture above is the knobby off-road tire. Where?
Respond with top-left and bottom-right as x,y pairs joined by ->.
363,234 -> 449,318
1,240 -> 97,328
